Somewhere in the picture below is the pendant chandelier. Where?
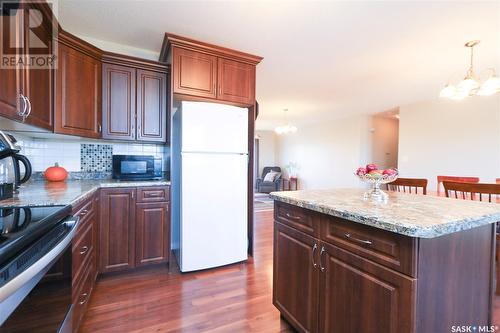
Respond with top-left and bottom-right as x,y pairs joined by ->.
439,40 -> 500,100
274,109 -> 297,135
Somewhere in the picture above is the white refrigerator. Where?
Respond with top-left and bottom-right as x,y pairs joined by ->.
171,101 -> 248,272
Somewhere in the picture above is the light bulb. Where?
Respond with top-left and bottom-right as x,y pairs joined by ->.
477,76 -> 500,96
439,84 -> 456,98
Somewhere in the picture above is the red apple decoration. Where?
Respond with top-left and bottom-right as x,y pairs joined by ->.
355,167 -> 367,176
366,163 -> 378,172
382,168 -> 397,176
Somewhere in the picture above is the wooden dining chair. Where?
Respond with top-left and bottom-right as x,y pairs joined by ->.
387,178 -> 428,195
443,181 -> 500,294
437,175 -> 479,194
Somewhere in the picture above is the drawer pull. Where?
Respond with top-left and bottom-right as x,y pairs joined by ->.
80,246 -> 89,255
285,213 -> 301,221
345,233 -> 373,245
319,246 -> 326,272
312,243 -> 318,268
79,209 -> 89,216
79,292 -> 89,305
146,192 -> 162,197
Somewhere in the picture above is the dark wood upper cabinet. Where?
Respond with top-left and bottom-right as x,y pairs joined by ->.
101,54 -> 168,143
135,202 -> 170,266
55,35 -> 102,139
273,222 -> 319,333
217,58 -> 255,105
99,188 -> 136,273
0,4 -> 53,130
318,242 -> 415,333
136,69 -> 167,142
172,47 -> 217,99
160,33 -> 262,107
102,63 -> 136,140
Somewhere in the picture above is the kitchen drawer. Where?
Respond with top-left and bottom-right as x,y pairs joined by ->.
320,216 -> 417,277
72,253 -> 96,333
73,194 -> 97,231
72,220 -> 95,283
274,201 -> 320,237
136,186 -> 170,203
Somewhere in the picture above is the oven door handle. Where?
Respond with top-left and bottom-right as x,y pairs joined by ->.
0,216 -> 79,324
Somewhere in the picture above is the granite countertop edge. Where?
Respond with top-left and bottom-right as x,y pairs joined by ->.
270,193 -> 500,239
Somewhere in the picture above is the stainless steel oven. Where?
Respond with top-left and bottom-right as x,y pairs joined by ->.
0,206 -> 78,333
112,155 -> 162,180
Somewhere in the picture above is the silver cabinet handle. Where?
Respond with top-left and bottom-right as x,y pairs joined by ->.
79,246 -> 89,255
312,243 -> 318,268
79,209 -> 89,216
79,292 -> 89,305
98,124 -> 102,133
345,233 -> 373,245
17,94 -> 27,117
319,246 -> 326,272
24,96 -> 32,119
146,192 -> 162,197
285,213 -> 301,221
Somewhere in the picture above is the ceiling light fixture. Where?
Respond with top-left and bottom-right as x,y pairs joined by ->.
274,109 -> 297,135
440,40 -> 500,100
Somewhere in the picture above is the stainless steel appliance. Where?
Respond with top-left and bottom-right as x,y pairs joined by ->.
0,131 -> 32,189
112,155 -> 162,180
0,205 -> 78,332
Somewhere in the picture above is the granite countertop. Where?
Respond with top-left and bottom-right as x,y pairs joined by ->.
270,189 -> 500,238
0,179 -> 171,208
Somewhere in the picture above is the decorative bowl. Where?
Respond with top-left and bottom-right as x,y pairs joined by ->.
356,171 -> 398,202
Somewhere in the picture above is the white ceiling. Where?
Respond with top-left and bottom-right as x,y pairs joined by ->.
58,1 -> 500,130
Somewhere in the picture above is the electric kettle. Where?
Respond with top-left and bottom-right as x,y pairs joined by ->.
0,131 -> 32,189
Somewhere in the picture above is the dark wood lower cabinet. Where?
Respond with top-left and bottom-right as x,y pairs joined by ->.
273,222 -> 319,333
99,188 -> 136,273
273,201 -> 494,333
136,202 -> 170,266
319,242 -> 415,333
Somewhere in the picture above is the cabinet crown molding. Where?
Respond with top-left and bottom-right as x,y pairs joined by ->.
160,32 -> 263,65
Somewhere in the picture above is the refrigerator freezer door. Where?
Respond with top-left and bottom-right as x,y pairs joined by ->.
180,152 -> 248,272
181,101 -> 248,154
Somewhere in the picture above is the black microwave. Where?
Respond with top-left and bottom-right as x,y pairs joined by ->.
112,155 -> 162,180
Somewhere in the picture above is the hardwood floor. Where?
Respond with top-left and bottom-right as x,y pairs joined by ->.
81,209 -> 500,332
80,210 -> 293,332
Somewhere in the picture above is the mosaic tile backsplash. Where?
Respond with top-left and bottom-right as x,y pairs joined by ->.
10,133 -> 170,173
81,144 -> 113,172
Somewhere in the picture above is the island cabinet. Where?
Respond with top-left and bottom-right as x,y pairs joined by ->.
71,192 -> 99,333
55,31 -> 102,138
101,54 -> 169,143
99,186 -> 170,274
273,201 -> 495,333
160,33 -> 262,107
0,2 -> 54,130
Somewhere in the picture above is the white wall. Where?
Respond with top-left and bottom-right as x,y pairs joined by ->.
276,115 -> 371,190
77,35 -> 159,60
256,130 -> 278,176
398,96 -> 500,190
370,115 -> 399,170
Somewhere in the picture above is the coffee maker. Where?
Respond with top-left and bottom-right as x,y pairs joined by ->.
0,131 -> 32,196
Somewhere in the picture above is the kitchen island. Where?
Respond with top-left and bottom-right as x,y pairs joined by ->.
270,189 -> 500,333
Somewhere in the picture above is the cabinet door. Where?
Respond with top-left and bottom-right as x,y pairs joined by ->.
99,188 -> 136,273
21,3 -> 53,130
172,47 -> 217,99
102,63 -> 136,140
135,202 -> 170,266
0,8 -> 23,120
319,242 -> 416,333
217,58 -> 255,105
274,222 -> 320,333
55,43 -> 102,138
136,69 -> 167,142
